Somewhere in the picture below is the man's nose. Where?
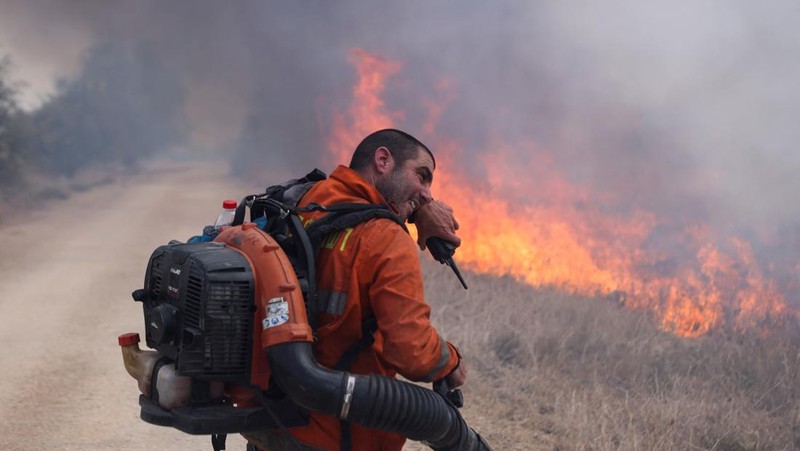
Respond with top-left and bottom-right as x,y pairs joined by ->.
420,186 -> 433,203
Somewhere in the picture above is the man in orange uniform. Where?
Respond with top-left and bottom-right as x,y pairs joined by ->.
248,129 -> 465,450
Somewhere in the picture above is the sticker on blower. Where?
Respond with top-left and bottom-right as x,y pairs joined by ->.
263,297 -> 290,329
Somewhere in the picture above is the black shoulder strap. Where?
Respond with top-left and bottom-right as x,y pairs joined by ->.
336,316 -> 378,451
334,316 -> 378,371
211,434 -> 226,451
302,203 -> 407,253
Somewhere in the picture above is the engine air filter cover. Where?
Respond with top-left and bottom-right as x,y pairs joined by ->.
138,241 -> 255,384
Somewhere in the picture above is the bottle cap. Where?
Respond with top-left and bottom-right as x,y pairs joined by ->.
223,200 -> 237,209
118,332 -> 141,346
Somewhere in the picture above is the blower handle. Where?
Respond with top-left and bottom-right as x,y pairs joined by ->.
433,378 -> 464,409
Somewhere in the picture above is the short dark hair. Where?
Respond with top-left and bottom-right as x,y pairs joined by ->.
349,129 -> 435,171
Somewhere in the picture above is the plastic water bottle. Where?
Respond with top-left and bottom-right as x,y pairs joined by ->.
188,199 -> 238,243
214,199 -> 237,230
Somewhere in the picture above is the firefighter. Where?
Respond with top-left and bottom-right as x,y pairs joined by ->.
245,129 -> 465,450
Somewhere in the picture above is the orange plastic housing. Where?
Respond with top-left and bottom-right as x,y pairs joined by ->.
215,223 -> 313,390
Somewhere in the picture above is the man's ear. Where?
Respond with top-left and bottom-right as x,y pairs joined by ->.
373,146 -> 394,175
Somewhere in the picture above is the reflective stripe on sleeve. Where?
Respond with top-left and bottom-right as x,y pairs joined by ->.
422,333 -> 452,382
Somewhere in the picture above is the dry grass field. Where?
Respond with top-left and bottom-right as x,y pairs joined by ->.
420,262 -> 800,450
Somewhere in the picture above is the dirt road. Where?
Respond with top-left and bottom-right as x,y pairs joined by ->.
0,160 -> 251,450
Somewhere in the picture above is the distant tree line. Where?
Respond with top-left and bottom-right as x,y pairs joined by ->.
0,40 -> 187,191
0,56 -> 31,188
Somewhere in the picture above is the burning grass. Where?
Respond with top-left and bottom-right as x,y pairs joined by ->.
329,48 -> 800,341
421,257 -> 800,450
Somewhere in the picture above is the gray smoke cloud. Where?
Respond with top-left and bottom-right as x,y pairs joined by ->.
2,0 -> 799,286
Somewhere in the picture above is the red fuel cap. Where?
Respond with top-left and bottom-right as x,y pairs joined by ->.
118,332 -> 141,346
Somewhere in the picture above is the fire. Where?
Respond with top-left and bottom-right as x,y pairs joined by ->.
326,49 -> 794,338
327,49 -> 404,166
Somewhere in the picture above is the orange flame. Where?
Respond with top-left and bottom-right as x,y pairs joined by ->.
326,49 -> 794,338
327,49 -> 404,166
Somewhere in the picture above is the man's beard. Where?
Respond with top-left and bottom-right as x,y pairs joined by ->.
375,168 -> 411,217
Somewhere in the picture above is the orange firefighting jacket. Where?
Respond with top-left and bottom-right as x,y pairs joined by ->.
282,165 -> 462,451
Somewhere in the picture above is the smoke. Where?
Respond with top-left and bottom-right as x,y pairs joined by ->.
0,1 -> 95,108
541,2 -> 800,230
2,1 -> 799,285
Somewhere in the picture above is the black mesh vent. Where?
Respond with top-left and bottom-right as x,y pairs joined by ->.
204,280 -> 252,375
179,262 -> 252,379
184,274 -> 203,329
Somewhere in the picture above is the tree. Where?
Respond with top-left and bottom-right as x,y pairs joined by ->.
0,56 -> 32,188
29,39 -> 188,176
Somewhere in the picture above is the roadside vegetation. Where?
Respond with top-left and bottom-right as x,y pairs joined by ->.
0,47 -> 186,222
421,259 -> 800,450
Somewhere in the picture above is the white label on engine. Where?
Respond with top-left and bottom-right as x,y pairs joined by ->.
263,297 -> 290,329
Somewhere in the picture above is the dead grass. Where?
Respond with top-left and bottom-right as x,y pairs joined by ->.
420,257 -> 800,450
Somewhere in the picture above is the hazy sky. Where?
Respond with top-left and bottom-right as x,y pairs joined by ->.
1,1 -> 799,237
